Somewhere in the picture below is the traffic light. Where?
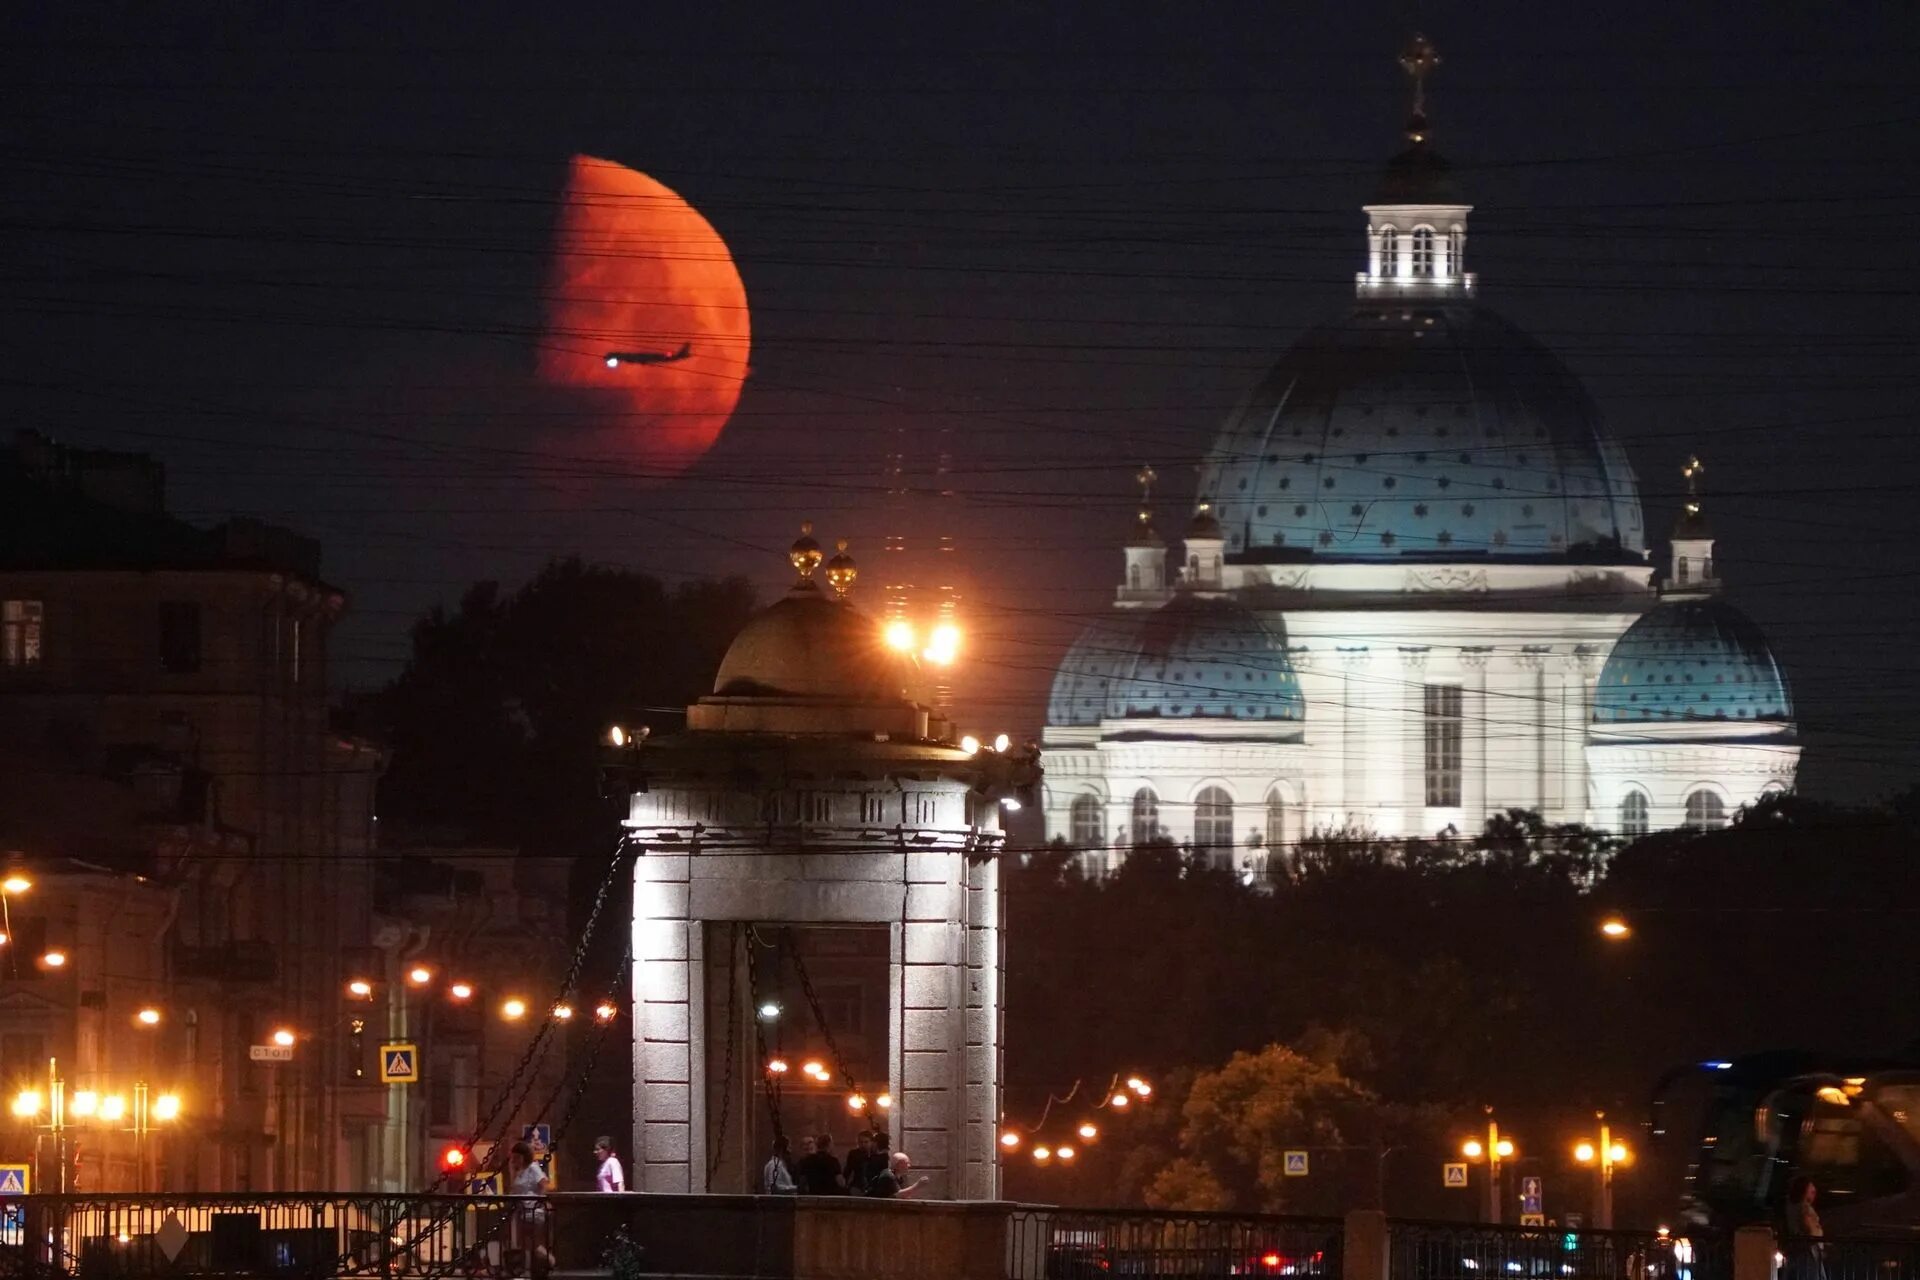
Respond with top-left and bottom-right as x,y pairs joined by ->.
439,1145 -> 467,1174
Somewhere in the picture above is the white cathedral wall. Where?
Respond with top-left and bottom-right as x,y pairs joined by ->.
1585,738 -> 1800,833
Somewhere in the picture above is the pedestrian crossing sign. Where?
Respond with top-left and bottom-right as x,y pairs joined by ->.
467,1172 -> 503,1196
1443,1162 -> 1468,1188
1283,1150 -> 1309,1177
379,1042 -> 420,1084
0,1166 -> 28,1195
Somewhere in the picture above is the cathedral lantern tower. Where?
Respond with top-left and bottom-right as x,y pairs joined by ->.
1119,464 -> 1170,605
1357,35 -> 1476,300
604,529 -> 1036,1199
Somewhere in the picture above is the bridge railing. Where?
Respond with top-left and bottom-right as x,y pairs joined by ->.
1006,1205 -> 1346,1280
1385,1218 -> 1732,1280
1785,1232 -> 1920,1280
0,1192 -> 549,1278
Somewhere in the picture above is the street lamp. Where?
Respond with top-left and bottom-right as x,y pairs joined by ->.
135,1008 -> 162,1027
408,966 -> 433,986
2,875 -> 30,895
271,1028 -> 296,1048
1573,1114 -> 1630,1228
1600,917 -> 1631,940
1460,1115 -> 1517,1224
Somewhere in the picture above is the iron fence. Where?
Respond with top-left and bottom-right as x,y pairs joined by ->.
1008,1206 -> 1345,1280
1786,1234 -> 1920,1280
0,1193 -> 552,1279
1387,1219 -> 1731,1280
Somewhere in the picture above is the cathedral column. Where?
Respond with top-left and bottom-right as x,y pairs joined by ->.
1399,647 -> 1431,836
1561,647 -> 1601,824
1338,649 -> 1372,830
1460,648 -> 1491,830
1515,648 -> 1551,814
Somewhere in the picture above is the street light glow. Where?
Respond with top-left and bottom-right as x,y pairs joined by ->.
551,1003 -> 574,1021
883,620 -> 916,653
1078,1123 -> 1098,1140
2,875 -> 30,894
1609,1143 -> 1629,1164
1056,1144 -> 1076,1161
766,1058 -> 789,1074
801,1060 -> 826,1079
923,623 -> 962,666
999,1131 -> 1021,1149
847,1093 -> 868,1112
1495,1139 -> 1515,1158
408,967 -> 433,986
1600,918 -> 1631,939
993,733 -> 1010,753
99,1095 -> 126,1122
11,1090 -> 41,1118
1110,1093 -> 1130,1108
41,950 -> 67,968
1032,1145 -> 1051,1162
449,982 -> 474,1001
346,979 -> 373,998
1462,1140 -> 1484,1159
152,1094 -> 182,1122
1574,1142 -> 1596,1163
272,1028 -> 296,1047
876,1092 -> 892,1110
960,735 -> 981,755
136,1007 -> 162,1026
594,1002 -> 618,1023
757,1001 -> 781,1020
71,1091 -> 98,1118
501,998 -> 528,1021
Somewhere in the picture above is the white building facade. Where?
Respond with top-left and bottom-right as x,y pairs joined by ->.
1042,62 -> 1798,874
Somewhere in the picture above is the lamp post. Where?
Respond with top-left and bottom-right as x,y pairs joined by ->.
1573,1114 -> 1629,1229
1461,1113 -> 1517,1224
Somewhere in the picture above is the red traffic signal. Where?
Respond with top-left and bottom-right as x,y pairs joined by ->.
439,1146 -> 467,1172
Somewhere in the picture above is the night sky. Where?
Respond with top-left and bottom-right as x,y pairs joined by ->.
6,3 -> 1919,801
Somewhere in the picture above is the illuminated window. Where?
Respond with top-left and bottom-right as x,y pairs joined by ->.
1423,684 -> 1463,807
1193,787 -> 1234,867
159,601 -> 202,674
1619,791 -> 1650,838
1379,227 -> 1398,278
2,600 -> 43,668
1684,790 -> 1727,831
1129,789 -> 1159,850
1412,227 -> 1436,277
1069,794 -> 1103,849
1450,227 -> 1464,273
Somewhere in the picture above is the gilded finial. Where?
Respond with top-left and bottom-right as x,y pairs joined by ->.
1682,455 -> 1704,516
1399,33 -> 1441,142
789,521 -> 824,584
825,538 -> 858,598
1136,463 -> 1157,504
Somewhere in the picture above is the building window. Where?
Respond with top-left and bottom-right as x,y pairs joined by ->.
1129,789 -> 1159,850
1619,791 -> 1650,839
159,601 -> 203,674
1128,564 -> 1141,590
1379,227 -> 1398,278
2,600 -> 43,668
1676,556 -> 1690,586
1450,227 -> 1464,273
1412,226 -> 1436,277
1069,794 -> 1103,849
914,794 -> 938,825
861,794 -> 886,824
1424,684 -> 1463,807
1684,789 -> 1727,831
1265,791 -> 1288,851
1193,787 -> 1234,867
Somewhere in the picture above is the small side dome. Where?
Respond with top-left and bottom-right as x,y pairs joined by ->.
1187,503 -> 1223,541
1047,615 -> 1146,727
1593,598 -> 1792,728
1105,596 -> 1304,725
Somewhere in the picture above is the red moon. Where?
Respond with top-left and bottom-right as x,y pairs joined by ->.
539,155 -> 750,474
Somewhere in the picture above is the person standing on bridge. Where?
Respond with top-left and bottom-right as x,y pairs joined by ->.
761,1135 -> 798,1195
1782,1176 -> 1827,1280
508,1140 -> 554,1280
593,1136 -> 625,1193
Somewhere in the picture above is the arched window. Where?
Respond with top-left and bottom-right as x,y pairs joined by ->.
1379,227 -> 1398,278
1449,227 -> 1464,274
1265,790 -> 1288,851
1194,787 -> 1234,868
1618,791 -> 1650,839
1412,227 -> 1436,277
1129,789 -> 1159,850
1684,789 -> 1727,831
1676,556 -> 1690,586
1128,564 -> 1142,590
1070,794 -> 1104,850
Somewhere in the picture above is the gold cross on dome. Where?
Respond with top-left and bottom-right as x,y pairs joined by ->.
1682,454 -> 1704,496
1136,464 -> 1157,504
1399,34 -> 1441,123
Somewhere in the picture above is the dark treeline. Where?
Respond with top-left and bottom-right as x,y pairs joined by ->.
1001,796 -> 1920,1219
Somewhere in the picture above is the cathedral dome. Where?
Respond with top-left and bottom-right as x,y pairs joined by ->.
1046,614 -> 1146,728
1593,598 -> 1792,728
711,586 -> 909,703
1104,595 -> 1304,725
1197,305 -> 1645,563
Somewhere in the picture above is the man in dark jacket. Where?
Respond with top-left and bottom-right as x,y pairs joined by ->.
794,1133 -> 843,1194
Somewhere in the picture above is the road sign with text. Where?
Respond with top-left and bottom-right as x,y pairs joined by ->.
1283,1150 -> 1309,1177
249,1044 -> 293,1063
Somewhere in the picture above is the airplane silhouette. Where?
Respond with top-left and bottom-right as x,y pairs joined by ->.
603,343 -> 691,368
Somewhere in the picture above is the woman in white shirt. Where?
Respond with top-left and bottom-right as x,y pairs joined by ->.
593,1136 -> 626,1192
508,1141 -> 553,1279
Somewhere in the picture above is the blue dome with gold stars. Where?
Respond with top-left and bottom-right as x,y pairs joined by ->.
1103,596 -> 1304,728
1046,614 -> 1147,728
1196,305 -> 1646,563
1593,598 -> 1793,728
